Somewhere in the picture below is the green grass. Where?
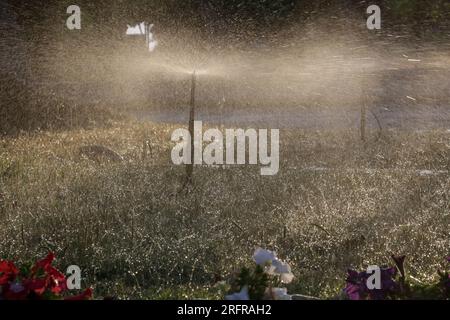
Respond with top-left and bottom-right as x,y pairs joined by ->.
0,121 -> 449,299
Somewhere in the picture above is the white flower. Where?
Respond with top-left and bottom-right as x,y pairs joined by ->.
254,248 -> 295,284
272,260 -> 294,284
272,259 -> 290,274
253,248 -> 277,266
280,271 -> 295,284
271,287 -> 292,300
225,286 -> 250,301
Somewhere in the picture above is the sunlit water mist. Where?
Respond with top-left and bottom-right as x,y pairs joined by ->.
33,20 -> 450,131
124,43 -> 450,130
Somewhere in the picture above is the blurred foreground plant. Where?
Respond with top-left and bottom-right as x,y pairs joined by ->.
0,253 -> 92,300
226,248 -> 294,300
344,255 -> 450,300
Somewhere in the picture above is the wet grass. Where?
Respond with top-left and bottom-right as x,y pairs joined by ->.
0,120 -> 449,299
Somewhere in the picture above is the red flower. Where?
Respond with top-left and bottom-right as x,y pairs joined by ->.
2,282 -> 29,300
31,252 -> 55,275
0,260 -> 19,285
1,253 -> 92,301
29,252 -> 67,295
64,288 -> 93,301
24,278 -> 48,296
47,266 -> 68,294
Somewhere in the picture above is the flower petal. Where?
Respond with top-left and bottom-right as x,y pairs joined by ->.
253,248 -> 277,266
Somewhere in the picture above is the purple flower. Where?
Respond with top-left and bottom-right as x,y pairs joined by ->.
345,269 -> 364,300
345,283 -> 362,300
391,255 -> 406,278
371,267 -> 398,300
344,267 -> 399,300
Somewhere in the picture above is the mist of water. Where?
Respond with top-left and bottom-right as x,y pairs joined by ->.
10,6 -> 450,130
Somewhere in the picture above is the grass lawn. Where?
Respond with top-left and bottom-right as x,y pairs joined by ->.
0,120 -> 448,299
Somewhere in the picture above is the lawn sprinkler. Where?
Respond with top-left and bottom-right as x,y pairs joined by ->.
186,70 -> 197,182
